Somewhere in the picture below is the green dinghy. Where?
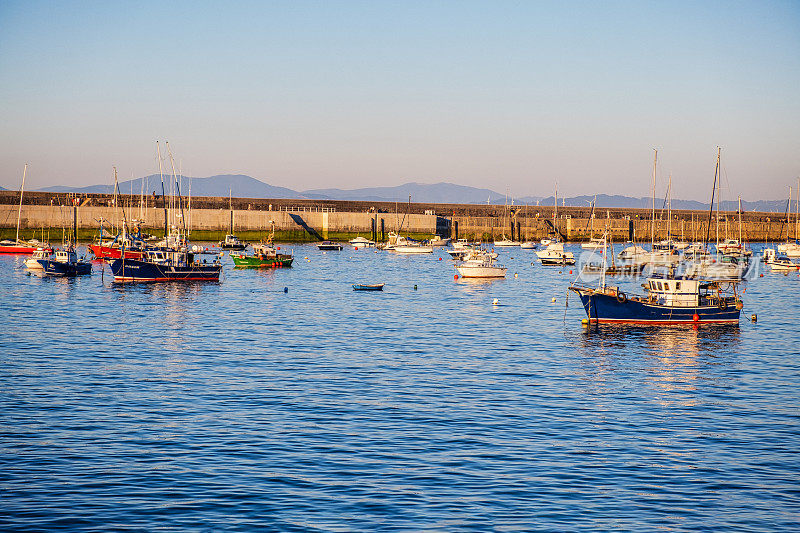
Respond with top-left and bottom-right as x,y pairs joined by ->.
231,242 -> 293,268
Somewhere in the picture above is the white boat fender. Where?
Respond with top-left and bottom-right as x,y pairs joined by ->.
514,273 -> 518,278
551,297 -> 556,303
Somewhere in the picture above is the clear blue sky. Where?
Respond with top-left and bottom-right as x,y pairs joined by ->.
1,0 -> 798,200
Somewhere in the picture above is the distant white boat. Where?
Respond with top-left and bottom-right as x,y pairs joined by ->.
683,255 -> 747,280
394,244 -> 433,254
24,247 -> 53,271
536,243 -> 575,265
452,238 -> 474,250
428,235 -> 451,246
763,248 -> 800,271
349,236 -> 375,248
456,251 -> 507,278
493,235 -> 520,247
520,241 -> 537,249
777,242 -> 800,258
581,238 -> 607,250
617,245 -> 647,260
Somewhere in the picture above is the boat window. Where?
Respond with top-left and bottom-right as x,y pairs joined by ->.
657,282 -> 663,291
675,282 -> 681,290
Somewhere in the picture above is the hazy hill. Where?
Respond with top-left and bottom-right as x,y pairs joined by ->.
38,174 -> 302,199
304,182 -> 507,204
30,174 -> 790,212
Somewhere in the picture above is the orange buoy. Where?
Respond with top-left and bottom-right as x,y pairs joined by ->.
693,313 -> 700,323
454,274 -> 458,280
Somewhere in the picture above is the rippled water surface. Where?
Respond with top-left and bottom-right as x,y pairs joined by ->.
2,244 -> 799,531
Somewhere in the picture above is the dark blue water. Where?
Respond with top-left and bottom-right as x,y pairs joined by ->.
1,244 -> 799,531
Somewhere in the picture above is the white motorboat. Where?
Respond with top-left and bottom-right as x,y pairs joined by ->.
452,238 -> 474,250
493,235 -> 520,247
581,238 -> 607,250
24,247 -> 53,271
349,236 -> 375,248
394,244 -> 433,254
536,243 -> 575,265
715,239 -> 749,256
763,248 -> 800,271
540,238 -> 553,246
777,241 -> 800,258
617,245 -> 648,260
520,241 -> 537,249
428,235 -> 451,246
683,255 -> 748,280
456,252 -> 507,278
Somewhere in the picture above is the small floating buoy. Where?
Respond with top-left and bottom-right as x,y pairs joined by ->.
492,298 -> 499,305
283,287 -> 288,293
354,246 -> 358,250
413,285 -> 418,290
751,313 -> 757,322
569,270 -> 572,274
581,318 -> 589,326
438,257 -> 442,261
304,256 -> 308,260
454,274 -> 458,280
551,297 -> 556,303
759,273 -> 763,277
277,246 -> 280,250
693,313 -> 700,323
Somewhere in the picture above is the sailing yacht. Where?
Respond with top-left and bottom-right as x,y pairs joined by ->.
777,182 -> 800,258
0,164 -> 50,254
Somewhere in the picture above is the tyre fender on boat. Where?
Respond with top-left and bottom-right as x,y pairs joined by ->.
616,291 -> 627,304
718,298 -> 728,310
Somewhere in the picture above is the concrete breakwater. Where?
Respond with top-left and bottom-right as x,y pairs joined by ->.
0,191 -> 796,243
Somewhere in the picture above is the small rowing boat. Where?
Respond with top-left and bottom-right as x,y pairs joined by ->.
353,283 -> 384,291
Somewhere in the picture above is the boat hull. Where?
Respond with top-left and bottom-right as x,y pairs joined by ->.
0,244 -> 38,254
231,255 -> 293,268
394,246 -> 433,254
89,244 -> 145,260
38,260 -> 92,277
570,288 -> 740,324
353,284 -> 384,291
109,259 -> 221,282
456,265 -> 507,278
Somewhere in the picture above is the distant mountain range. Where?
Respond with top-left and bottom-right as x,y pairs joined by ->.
24,174 -> 791,212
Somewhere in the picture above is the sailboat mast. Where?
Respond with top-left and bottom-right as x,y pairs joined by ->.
704,147 -> 720,251
738,195 -> 742,245
667,173 -> 672,242
157,141 -> 168,239
165,141 -> 185,235
15,164 -> 27,244
651,149 -> 657,247
716,147 -> 721,246
554,183 -> 558,238
229,187 -> 233,235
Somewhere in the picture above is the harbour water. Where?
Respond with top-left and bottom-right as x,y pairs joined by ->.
1,244 -> 799,530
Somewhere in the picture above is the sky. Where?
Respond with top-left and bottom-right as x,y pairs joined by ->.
0,0 -> 798,200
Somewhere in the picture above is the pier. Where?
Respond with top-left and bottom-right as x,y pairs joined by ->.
0,190 -> 794,243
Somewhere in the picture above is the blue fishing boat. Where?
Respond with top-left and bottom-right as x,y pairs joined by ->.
569,275 -> 742,325
353,283 -> 384,291
37,247 -> 92,277
110,249 -> 222,282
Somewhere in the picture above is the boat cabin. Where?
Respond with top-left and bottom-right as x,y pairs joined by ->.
55,249 -> 79,263
645,278 -> 700,307
145,249 -> 197,266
